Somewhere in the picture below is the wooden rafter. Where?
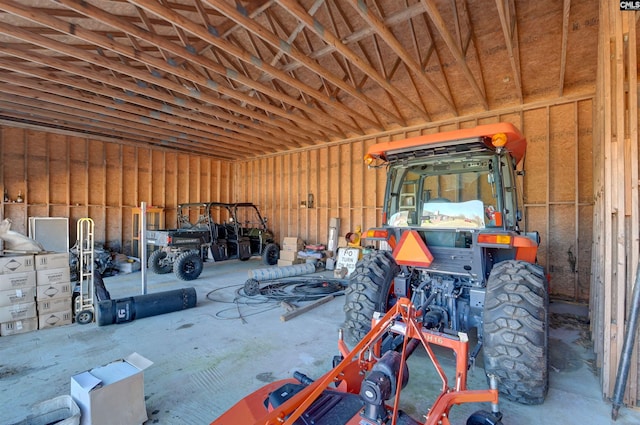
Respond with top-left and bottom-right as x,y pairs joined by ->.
0,78 -> 267,156
347,0 -> 457,116
494,0 -> 523,103
559,0 -> 571,97
0,0 -> 599,160
0,45 -> 296,150
200,0 -> 397,127
277,0 -> 429,121
6,0 -> 330,143
420,0 -> 489,109
122,0 -> 368,135
0,95 -> 241,159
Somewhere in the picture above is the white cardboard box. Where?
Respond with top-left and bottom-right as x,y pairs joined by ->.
38,309 -> 73,329
35,252 -> 70,270
36,267 -> 71,286
0,254 -> 34,274
36,282 -> 72,301
0,301 -> 36,323
1,317 -> 38,336
71,353 -> 153,425
0,285 -> 36,307
0,270 -> 37,292
37,297 -> 72,315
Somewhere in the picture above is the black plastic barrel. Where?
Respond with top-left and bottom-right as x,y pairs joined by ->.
96,287 -> 197,326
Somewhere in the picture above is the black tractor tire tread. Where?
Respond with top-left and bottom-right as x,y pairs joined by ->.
174,250 -> 204,281
262,243 -> 280,266
148,250 -> 172,274
483,259 -> 548,405
342,250 -> 399,344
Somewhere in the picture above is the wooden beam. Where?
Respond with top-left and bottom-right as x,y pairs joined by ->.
198,0 -> 397,127
0,90 -> 252,158
0,1 -> 330,143
558,0 -> 571,97
494,0 -> 524,103
420,0 -> 489,109
348,0 -> 457,116
106,0 -> 373,134
276,0 -> 429,121
0,61 -> 283,152
0,37 -> 311,149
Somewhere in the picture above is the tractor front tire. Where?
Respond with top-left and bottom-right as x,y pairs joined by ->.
483,260 -> 548,405
148,250 -> 172,274
343,250 -> 399,345
174,250 -> 204,281
262,243 -> 280,265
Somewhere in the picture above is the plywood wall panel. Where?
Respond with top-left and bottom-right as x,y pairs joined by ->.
26,133 -> 47,206
351,141 -> 363,209
122,145 -> 137,207
578,100 -> 594,203
105,143 -> 122,207
1,126 -> 234,256
290,153 -> 300,236
176,154 -> 189,205
49,134 -> 69,206
188,156 -> 199,202
523,109 -> 548,205
549,104 -> 577,203
165,152 -> 177,212
219,161 -> 231,203
105,207 -> 122,251
3,204 -> 26,234
548,204 -> 577,299
200,159 -> 211,201
69,138 -> 88,207
137,149 -> 151,204
3,127 -> 26,204
89,206 -> 105,244
151,150 -> 166,208
88,141 -> 105,206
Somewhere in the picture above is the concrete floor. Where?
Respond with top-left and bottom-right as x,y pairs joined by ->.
1,258 -> 639,425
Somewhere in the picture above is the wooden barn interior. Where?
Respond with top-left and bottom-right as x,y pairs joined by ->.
0,0 -> 638,409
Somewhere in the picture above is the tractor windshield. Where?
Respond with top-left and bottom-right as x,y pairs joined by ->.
385,153 -> 518,229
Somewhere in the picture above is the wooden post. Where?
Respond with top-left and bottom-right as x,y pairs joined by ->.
592,1 -> 640,405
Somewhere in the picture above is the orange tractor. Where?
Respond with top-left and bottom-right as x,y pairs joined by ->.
211,123 -> 546,424
343,123 -> 547,405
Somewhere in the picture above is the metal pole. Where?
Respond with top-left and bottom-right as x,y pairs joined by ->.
140,201 -> 148,295
612,260 -> 640,420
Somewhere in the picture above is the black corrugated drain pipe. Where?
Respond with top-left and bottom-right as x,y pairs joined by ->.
96,287 -> 197,326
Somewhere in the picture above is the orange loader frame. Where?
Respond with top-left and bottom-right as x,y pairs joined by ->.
211,297 -> 501,425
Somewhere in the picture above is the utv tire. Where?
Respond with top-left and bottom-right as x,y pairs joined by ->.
174,250 -> 204,281
343,250 -> 399,345
483,260 -> 548,405
262,243 -> 280,266
148,250 -> 172,274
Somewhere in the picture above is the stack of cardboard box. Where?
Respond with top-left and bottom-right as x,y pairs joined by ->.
278,237 -> 305,266
0,254 -> 38,336
35,252 -> 72,330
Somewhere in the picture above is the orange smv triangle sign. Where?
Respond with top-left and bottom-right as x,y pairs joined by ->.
392,230 -> 434,267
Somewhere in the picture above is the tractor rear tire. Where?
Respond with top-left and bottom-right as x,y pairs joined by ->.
262,243 -> 280,265
483,260 -> 548,405
342,250 -> 399,345
174,250 -> 204,281
148,250 -> 172,274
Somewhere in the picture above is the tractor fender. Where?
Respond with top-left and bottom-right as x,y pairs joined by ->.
513,234 -> 538,263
